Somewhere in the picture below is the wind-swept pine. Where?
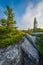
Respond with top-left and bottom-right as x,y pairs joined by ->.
0,6 -> 17,38
4,6 -> 17,28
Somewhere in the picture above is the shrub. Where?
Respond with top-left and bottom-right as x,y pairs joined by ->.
36,34 -> 43,55
0,32 -> 25,48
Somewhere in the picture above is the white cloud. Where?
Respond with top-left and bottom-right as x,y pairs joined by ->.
20,1 -> 43,30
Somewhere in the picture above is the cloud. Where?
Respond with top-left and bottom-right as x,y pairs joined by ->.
20,1 -> 43,30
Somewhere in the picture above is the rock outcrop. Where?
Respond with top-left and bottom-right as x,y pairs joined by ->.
0,34 -> 39,65
0,44 -> 23,65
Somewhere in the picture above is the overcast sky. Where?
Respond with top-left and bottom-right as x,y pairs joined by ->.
0,0 -> 43,30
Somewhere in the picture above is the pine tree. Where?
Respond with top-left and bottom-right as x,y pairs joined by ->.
33,17 -> 37,32
4,5 -> 17,29
0,5 -> 17,36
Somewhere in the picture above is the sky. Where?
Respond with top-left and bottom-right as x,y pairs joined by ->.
0,0 -> 43,30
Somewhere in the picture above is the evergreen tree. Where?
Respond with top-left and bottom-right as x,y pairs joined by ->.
4,5 -> 17,29
0,5 -> 17,36
33,17 -> 37,32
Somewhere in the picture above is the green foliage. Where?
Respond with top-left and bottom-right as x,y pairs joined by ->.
0,5 -> 17,29
0,19 -> 7,26
36,34 -> 43,55
35,28 -> 43,32
0,5 -> 19,48
4,6 -> 14,21
23,30 -> 32,35
5,5 -> 17,29
0,32 -> 25,48
0,5 -> 17,33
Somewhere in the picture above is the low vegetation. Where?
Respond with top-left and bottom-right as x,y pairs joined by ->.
36,34 -> 43,55
0,31 -> 25,48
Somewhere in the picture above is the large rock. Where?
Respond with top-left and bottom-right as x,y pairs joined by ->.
21,34 -> 39,65
0,44 -> 23,65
